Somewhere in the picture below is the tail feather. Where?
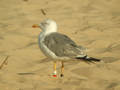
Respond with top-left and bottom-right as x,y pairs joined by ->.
76,55 -> 101,63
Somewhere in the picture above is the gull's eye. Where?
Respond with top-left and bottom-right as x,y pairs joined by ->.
41,22 -> 47,27
44,22 -> 47,24
43,22 -> 49,25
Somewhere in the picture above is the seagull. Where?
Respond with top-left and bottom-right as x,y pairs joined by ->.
32,19 -> 100,77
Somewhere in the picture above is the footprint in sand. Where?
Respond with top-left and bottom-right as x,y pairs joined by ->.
106,81 -> 120,90
102,57 -> 119,63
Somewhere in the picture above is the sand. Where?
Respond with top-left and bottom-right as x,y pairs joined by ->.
0,0 -> 120,90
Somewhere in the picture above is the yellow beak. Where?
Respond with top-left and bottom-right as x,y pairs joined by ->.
32,24 -> 39,28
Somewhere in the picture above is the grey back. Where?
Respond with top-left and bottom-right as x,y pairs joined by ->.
43,33 -> 84,57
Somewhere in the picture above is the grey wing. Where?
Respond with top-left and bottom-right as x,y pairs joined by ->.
43,33 -> 86,58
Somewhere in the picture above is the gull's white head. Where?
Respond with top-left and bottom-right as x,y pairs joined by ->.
32,19 -> 57,35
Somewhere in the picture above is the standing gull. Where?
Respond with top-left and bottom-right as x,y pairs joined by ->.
32,19 -> 100,77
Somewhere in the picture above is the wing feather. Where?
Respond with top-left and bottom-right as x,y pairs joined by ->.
43,33 -> 86,57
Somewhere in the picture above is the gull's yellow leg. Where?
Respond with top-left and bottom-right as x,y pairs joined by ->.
60,61 -> 64,77
53,61 -> 57,77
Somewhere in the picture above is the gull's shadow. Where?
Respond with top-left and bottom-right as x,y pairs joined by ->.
36,58 -> 52,63
17,72 -> 35,75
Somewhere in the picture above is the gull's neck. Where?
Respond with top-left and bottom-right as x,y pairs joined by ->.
43,26 -> 57,36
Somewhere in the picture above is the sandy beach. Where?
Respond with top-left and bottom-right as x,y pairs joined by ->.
0,0 -> 120,90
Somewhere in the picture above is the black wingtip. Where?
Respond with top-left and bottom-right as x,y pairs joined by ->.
85,57 -> 101,62
76,55 -> 101,62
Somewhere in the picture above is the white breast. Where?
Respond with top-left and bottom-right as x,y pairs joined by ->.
38,32 -> 58,59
